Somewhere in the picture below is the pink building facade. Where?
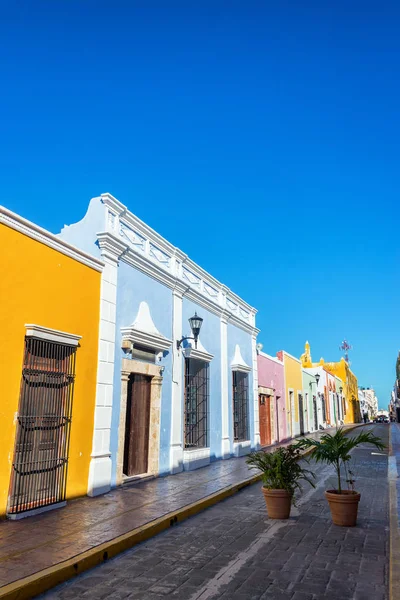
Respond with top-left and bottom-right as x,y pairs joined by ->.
257,351 -> 287,444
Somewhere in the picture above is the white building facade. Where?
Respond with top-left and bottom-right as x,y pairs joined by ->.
58,193 -> 260,496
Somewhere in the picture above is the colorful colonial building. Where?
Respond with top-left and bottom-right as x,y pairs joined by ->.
0,206 -> 102,518
58,193 -> 259,495
257,349 -> 287,444
301,368 -> 319,433
277,350 -> 304,437
300,342 -> 352,425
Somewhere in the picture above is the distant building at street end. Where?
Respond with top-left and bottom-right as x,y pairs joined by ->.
359,387 -> 378,420
300,341 -> 360,424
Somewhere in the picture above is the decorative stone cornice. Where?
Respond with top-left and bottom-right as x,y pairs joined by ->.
99,193 -> 258,334
121,301 -> 172,353
0,206 -> 104,272
25,324 -> 82,346
97,232 -> 129,262
182,338 -> 213,363
231,344 -> 252,373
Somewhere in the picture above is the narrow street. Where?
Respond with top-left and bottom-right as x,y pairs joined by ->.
40,425 -> 389,600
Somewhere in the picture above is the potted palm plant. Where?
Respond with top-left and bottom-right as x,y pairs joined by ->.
295,427 -> 385,526
246,445 -> 315,519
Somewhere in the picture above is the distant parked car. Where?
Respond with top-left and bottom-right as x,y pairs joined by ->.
374,416 -> 389,424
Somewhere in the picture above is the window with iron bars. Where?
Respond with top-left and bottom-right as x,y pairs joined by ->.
233,371 -> 249,442
8,336 -> 77,516
184,358 -> 209,449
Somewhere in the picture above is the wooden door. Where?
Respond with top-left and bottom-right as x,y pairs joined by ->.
123,374 -> 151,477
259,394 -> 271,446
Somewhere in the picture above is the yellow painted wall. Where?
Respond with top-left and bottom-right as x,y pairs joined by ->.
323,359 -> 359,424
300,343 -> 360,424
283,353 -> 303,436
0,223 -> 101,516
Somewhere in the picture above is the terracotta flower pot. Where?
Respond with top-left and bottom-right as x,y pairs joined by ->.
262,487 -> 292,519
325,490 -> 361,527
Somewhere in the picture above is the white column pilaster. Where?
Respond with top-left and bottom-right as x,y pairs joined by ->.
251,330 -> 260,449
170,284 -> 185,473
88,235 -> 127,497
220,314 -> 230,458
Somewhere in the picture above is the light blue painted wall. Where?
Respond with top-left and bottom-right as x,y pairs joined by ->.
227,323 -> 254,452
181,298 -> 222,462
57,197 -> 104,258
110,260 -> 173,485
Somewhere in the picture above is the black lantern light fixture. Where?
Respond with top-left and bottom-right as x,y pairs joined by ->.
339,386 -> 343,394
177,312 -> 203,350
315,373 -> 320,385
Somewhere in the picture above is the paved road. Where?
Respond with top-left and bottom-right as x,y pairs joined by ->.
40,425 -> 389,600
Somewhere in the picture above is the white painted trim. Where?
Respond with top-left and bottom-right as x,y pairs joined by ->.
183,447 -> 211,463
25,324 -> 81,346
251,331 -> 260,448
96,194 -> 259,333
233,440 -> 251,457
0,206 -> 104,272
170,288 -> 184,474
258,350 -> 284,364
281,350 -> 302,364
182,338 -> 213,363
121,302 -> 172,353
220,316 -> 230,458
121,245 -> 259,335
231,344 -> 252,373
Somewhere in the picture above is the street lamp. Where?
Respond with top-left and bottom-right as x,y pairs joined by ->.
177,312 -> 203,350
315,373 -> 320,385
339,386 -> 343,394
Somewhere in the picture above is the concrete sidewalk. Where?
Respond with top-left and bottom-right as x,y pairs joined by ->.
0,424 -> 364,600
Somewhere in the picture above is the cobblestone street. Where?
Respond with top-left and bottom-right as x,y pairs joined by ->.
39,425 -> 389,600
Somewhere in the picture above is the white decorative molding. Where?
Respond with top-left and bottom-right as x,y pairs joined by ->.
183,447 -> 211,471
231,344 -> 252,373
149,243 -> 170,267
182,267 -> 201,288
204,282 -> 218,298
233,440 -> 251,457
239,307 -> 250,321
121,301 -> 172,353
25,324 -> 81,346
98,193 -> 258,335
119,223 -> 146,252
0,206 -> 104,273
226,299 -> 238,313
108,211 -> 117,231
182,337 -> 213,363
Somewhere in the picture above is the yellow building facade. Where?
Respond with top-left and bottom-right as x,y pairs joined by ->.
0,207 -> 103,517
300,342 -> 360,424
278,350 -> 303,438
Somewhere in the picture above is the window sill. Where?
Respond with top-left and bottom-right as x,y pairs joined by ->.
183,447 -> 211,471
233,440 -> 251,457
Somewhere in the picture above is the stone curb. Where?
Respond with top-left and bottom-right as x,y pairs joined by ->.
0,423 -> 366,600
389,423 -> 400,600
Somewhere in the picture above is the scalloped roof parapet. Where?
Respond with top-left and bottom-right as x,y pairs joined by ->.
100,193 -> 257,332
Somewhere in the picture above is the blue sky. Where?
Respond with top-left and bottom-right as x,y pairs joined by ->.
2,1 -> 399,407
